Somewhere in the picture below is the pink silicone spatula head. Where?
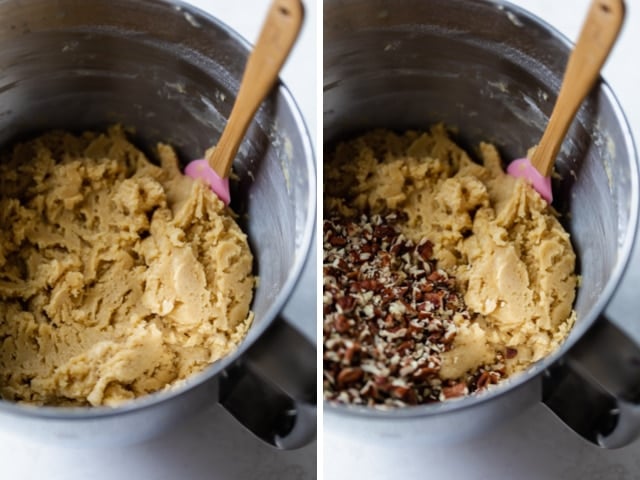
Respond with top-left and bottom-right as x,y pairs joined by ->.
507,158 -> 553,203
184,0 -> 303,205
507,0 -> 624,204
184,158 -> 231,204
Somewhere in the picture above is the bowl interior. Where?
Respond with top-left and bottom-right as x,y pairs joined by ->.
0,0 -> 314,384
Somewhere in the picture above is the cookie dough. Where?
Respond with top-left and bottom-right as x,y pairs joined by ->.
325,125 -> 577,380
0,126 -> 254,406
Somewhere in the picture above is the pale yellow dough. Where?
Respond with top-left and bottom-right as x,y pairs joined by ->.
325,125 -> 577,379
0,126 -> 254,406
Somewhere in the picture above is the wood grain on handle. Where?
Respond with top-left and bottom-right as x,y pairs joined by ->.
531,0 -> 624,177
207,0 -> 303,178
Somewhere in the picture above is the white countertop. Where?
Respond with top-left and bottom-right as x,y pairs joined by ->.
324,1 -> 640,479
0,1 -> 318,479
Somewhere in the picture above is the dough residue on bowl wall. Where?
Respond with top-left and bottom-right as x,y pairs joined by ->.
0,126 -> 255,406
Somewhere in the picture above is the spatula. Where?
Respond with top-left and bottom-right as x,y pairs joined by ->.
185,0 -> 303,205
507,0 -> 625,203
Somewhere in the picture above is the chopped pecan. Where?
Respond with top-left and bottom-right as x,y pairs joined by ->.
344,344 -> 360,364
417,240 -> 434,261
505,347 -> 518,359
427,271 -> 446,283
336,295 -> 356,313
334,314 -> 350,333
413,365 -> 439,380
475,371 -> 491,390
442,383 -> 467,399
337,367 -> 363,386
329,235 -> 347,247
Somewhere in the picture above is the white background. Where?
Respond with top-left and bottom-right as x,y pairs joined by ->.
0,1 -> 318,479
324,1 -> 640,479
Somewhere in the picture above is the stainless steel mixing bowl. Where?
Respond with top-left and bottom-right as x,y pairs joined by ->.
0,0 -> 316,449
324,0 -> 640,448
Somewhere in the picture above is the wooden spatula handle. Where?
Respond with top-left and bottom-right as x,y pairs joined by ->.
531,0 -> 624,177
208,0 -> 304,178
